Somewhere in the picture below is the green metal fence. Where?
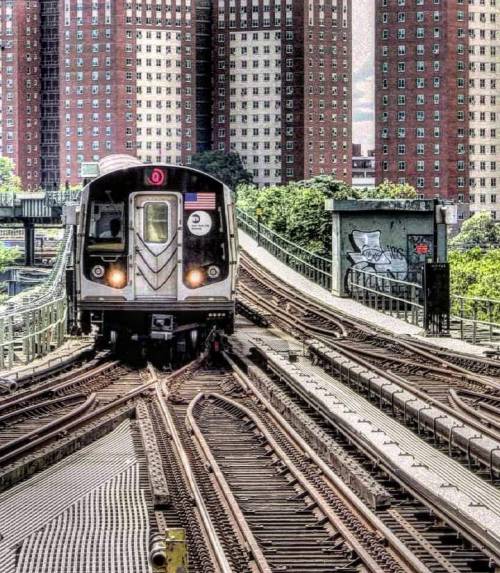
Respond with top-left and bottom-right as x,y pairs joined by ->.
0,227 -> 73,370
236,208 -> 332,290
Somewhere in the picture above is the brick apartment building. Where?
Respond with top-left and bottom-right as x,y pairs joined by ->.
0,1 -> 42,189
0,0 -> 352,189
468,0 -> 499,220
375,0 -> 470,210
0,0 -> 211,188
212,0 -> 352,186
59,0 -> 211,186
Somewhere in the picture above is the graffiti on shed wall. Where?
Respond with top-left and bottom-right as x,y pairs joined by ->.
347,230 -> 408,280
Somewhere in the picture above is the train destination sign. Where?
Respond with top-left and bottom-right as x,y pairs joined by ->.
144,167 -> 167,187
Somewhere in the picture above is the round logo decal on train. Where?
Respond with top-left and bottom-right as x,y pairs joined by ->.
187,211 -> 212,236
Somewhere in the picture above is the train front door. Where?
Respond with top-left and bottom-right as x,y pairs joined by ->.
131,193 -> 180,299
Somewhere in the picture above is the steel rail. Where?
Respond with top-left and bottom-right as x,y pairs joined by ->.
0,393 -> 97,460
225,351 -> 431,573
155,367 -> 234,573
253,343 -> 500,566
0,392 -> 87,425
186,392 -> 272,573
239,282 -> 346,339
192,390 -> 410,573
314,334 -> 500,443
0,360 -> 121,414
240,251 -> 500,381
0,366 -> 157,467
239,254 -> 500,440
449,388 -> 500,429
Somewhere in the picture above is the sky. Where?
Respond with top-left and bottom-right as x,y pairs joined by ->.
352,0 -> 375,153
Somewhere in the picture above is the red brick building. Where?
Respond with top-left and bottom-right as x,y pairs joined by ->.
2,0 -> 351,189
58,0 -> 211,186
0,1 -> 42,189
375,0 -> 469,205
212,0 -> 352,186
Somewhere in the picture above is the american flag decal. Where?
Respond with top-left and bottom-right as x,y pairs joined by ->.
184,192 -> 216,210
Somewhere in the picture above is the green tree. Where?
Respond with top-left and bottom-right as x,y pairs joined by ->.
191,151 -> 253,189
237,179 -> 338,254
362,179 -> 417,199
0,243 -> 22,270
236,177 -> 419,256
297,175 -> 362,200
449,212 -> 500,248
449,248 -> 500,321
0,157 -> 22,194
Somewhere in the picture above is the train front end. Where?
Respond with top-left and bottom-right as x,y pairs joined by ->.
75,161 -> 237,351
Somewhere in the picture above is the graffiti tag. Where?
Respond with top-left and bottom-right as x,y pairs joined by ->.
348,230 -> 408,280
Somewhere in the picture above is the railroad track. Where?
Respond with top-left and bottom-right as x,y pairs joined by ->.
1,346 -> 497,571
228,345 -> 497,572
238,252 -> 500,438
155,362 -> 410,572
149,354 -> 499,572
0,360 -> 151,468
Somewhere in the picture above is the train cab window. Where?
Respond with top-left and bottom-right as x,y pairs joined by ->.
144,202 -> 168,243
87,202 -> 125,252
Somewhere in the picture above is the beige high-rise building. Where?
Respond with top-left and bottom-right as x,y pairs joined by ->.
468,0 -> 499,220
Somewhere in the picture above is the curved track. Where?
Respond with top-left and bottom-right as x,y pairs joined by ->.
0,361 -> 151,467
238,252 -> 500,441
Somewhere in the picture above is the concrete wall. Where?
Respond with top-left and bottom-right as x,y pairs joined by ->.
326,199 -> 447,297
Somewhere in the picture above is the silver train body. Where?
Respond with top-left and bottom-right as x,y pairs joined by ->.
72,156 -> 237,345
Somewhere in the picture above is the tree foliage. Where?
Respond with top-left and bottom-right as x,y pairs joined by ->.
237,176 -> 420,255
237,177 -> 356,254
0,157 -> 22,194
449,212 -> 500,248
0,243 -> 22,271
449,248 -> 500,321
361,179 -> 417,199
190,151 -> 253,189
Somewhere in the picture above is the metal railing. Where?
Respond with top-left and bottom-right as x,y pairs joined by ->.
451,295 -> 500,345
450,242 -> 500,252
0,227 -> 73,369
347,268 -> 424,327
44,189 -> 82,207
0,190 -> 82,210
0,193 -> 15,207
236,208 -> 332,290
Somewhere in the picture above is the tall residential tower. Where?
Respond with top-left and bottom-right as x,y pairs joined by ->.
0,1 -> 42,189
59,0 -> 211,186
468,0 -> 499,220
212,0 -> 352,186
1,0 -> 352,189
375,0 -> 469,212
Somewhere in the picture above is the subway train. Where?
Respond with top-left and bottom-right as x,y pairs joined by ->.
67,155 -> 237,355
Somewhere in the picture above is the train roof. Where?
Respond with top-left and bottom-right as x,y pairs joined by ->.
81,155 -> 227,189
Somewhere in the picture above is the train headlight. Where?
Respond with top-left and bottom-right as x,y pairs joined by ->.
186,268 -> 205,288
207,265 -> 221,279
91,264 -> 105,279
107,268 -> 126,289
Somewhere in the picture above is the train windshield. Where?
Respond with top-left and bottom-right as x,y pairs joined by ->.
87,202 -> 125,252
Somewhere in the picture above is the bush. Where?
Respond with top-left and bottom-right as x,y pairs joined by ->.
449,248 -> 500,321
237,177 -> 419,255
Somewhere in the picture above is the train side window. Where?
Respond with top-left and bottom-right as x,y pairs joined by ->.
144,202 -> 169,243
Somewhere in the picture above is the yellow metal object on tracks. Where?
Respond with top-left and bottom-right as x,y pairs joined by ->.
165,528 -> 188,573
